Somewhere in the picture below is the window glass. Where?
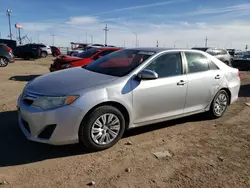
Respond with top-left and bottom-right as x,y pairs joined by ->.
208,61 -> 219,70
145,53 -> 182,78
76,48 -> 100,58
185,52 -> 209,73
84,49 -> 155,77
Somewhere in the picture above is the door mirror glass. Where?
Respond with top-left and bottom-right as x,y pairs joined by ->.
138,69 -> 158,80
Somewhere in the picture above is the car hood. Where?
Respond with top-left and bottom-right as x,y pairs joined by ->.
24,67 -> 118,96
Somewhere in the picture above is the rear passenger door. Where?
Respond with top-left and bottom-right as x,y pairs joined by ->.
183,52 -> 223,113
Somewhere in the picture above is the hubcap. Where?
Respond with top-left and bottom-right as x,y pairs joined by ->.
214,93 -> 227,116
91,113 -> 120,145
0,58 -> 8,67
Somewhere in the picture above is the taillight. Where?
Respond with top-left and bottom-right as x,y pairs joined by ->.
4,45 -> 11,52
238,71 -> 241,78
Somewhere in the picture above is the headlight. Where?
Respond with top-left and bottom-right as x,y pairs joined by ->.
32,96 -> 78,110
61,63 -> 71,68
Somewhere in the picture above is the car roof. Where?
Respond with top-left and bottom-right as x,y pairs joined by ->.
127,47 -> 175,53
98,47 -> 122,50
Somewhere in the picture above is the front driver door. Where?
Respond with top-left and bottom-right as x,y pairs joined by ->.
132,52 -> 188,125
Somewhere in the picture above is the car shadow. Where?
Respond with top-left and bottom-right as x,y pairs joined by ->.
239,84 -> 250,97
0,110 -> 208,167
9,75 -> 41,82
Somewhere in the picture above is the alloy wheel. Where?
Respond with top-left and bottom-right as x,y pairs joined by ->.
214,93 -> 227,116
91,113 -> 121,145
0,58 -> 8,67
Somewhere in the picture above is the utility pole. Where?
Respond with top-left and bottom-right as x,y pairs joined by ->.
156,40 -> 159,47
89,35 -> 93,44
205,36 -> 208,47
52,34 -> 55,46
103,24 -> 109,46
133,32 -> 138,47
6,9 -> 12,40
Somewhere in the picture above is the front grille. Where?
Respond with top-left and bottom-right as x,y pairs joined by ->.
38,124 -> 57,139
21,118 -> 31,133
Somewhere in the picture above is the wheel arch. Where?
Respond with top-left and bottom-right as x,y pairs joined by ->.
81,101 -> 130,130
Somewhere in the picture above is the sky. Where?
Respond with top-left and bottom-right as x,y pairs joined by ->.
0,0 -> 250,49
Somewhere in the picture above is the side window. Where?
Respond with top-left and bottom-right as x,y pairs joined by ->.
185,52 -> 209,73
208,61 -> 219,70
145,52 -> 182,78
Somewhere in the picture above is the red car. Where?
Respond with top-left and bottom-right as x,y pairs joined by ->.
49,47 -> 121,72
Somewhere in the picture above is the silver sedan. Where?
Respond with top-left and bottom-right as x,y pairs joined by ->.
17,48 -> 241,151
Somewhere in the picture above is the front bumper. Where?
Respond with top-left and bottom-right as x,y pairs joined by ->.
17,95 -> 84,145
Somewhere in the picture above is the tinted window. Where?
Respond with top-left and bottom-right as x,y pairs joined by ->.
95,50 -> 116,58
93,50 -> 116,60
84,49 -> 155,77
145,53 -> 182,78
185,52 -> 209,73
77,48 -> 100,58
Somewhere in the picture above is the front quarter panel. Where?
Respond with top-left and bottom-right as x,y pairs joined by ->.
69,79 -> 133,127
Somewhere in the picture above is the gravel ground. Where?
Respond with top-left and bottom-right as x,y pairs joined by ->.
0,57 -> 250,188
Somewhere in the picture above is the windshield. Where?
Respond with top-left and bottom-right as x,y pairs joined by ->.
84,49 -> 155,77
76,48 -> 100,58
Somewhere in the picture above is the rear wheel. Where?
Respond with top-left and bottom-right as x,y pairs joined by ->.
209,90 -> 229,118
0,57 -> 9,67
41,51 -> 48,58
79,106 -> 125,151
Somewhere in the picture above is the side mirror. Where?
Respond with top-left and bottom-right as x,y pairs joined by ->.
138,69 -> 158,80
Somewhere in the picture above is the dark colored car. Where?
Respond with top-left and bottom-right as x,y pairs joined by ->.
232,54 -> 250,70
50,46 -> 61,57
14,44 -> 41,60
50,47 -> 122,72
0,44 -> 15,67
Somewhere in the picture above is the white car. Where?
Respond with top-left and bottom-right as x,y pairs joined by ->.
34,44 -> 52,58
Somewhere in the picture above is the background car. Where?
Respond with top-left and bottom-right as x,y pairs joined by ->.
50,47 -> 122,72
30,44 -> 51,58
50,46 -> 61,57
192,47 -> 232,66
18,48 -> 240,151
0,44 -> 15,67
67,48 -> 86,56
14,44 -> 41,60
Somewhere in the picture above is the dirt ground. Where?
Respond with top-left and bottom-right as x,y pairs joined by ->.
0,57 -> 250,188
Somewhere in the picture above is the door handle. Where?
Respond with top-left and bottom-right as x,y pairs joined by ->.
177,80 -> 186,85
215,75 -> 221,79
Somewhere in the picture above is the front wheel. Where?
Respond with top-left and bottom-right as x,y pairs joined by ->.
79,106 -> 125,151
209,90 -> 229,119
0,57 -> 9,67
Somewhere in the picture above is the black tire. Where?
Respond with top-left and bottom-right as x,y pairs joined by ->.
224,61 -> 232,67
0,57 -> 9,67
209,90 -> 229,119
79,105 -> 126,151
41,51 -> 48,58
52,52 -> 58,57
